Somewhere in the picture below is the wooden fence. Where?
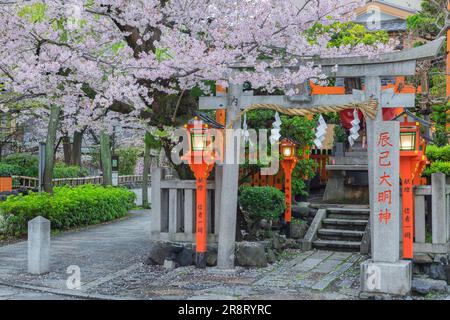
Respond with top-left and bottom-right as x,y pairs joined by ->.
413,172 -> 450,255
311,149 -> 332,185
12,175 -> 144,189
150,167 -> 220,243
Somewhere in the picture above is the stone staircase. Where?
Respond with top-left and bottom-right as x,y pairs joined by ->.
312,207 -> 370,252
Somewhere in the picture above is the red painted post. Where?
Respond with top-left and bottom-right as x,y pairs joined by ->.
280,138 -> 299,238
182,119 -> 216,268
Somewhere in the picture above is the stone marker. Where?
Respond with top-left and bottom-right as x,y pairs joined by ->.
361,121 -> 412,296
28,216 -> 50,274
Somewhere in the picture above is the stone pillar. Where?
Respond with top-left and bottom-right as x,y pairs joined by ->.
364,76 -> 382,257
414,194 -> 426,244
361,121 -> 412,296
150,167 -> 162,238
28,216 -> 50,274
217,83 -> 242,269
431,173 -> 447,244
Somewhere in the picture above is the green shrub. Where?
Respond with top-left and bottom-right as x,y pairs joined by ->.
0,185 -> 136,236
239,186 -> 285,220
2,153 -> 39,177
425,145 -> 450,162
0,163 -> 23,177
53,164 -> 89,179
423,161 -> 450,176
117,148 -> 142,175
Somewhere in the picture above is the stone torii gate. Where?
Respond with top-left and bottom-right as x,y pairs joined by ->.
199,38 -> 445,283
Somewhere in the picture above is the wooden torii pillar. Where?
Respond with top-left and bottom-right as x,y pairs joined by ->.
199,37 -> 445,272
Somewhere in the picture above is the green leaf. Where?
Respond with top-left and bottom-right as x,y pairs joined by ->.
18,2 -> 47,23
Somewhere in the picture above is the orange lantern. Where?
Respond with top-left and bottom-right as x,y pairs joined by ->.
182,117 -> 216,268
399,117 -> 427,259
280,138 -> 299,238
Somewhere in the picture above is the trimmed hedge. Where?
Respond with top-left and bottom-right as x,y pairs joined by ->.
425,145 -> 450,162
0,163 -> 23,177
53,164 -> 89,179
423,161 -> 450,176
2,153 -> 39,177
239,186 -> 285,220
0,185 -> 136,237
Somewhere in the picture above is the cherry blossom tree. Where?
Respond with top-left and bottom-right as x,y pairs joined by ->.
0,0 -> 393,191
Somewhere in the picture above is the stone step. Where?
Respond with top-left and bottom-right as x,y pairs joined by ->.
317,228 -> 365,240
327,208 -> 370,214
327,208 -> 370,220
344,152 -> 368,157
312,239 -> 361,252
327,213 -> 370,220
326,164 -> 368,171
322,218 -> 368,231
334,156 -> 368,166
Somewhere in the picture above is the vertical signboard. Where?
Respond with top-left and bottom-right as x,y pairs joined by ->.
112,155 -> 119,187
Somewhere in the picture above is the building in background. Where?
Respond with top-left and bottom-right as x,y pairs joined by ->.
354,0 -> 422,49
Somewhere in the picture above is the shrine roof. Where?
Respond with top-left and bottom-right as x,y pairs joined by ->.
393,109 -> 432,128
194,112 -> 225,129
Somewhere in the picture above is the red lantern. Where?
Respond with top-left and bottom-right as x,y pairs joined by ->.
182,117 -> 216,268
280,138 -> 299,238
399,117 -> 427,259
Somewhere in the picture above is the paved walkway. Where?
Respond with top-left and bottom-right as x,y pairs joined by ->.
0,210 -> 151,296
0,209 -> 446,300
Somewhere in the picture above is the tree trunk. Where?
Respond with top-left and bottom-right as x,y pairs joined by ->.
71,131 -> 83,166
62,135 -> 71,165
43,105 -> 61,194
100,131 -> 112,186
142,132 -> 151,209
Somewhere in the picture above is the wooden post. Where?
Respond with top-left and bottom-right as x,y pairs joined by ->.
400,159 -> 414,258
195,174 -> 208,268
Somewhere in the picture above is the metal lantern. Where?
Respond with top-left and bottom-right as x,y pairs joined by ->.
280,139 -> 296,160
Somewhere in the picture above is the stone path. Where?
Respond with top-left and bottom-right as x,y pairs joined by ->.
0,209 -> 151,294
0,209 -> 448,300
